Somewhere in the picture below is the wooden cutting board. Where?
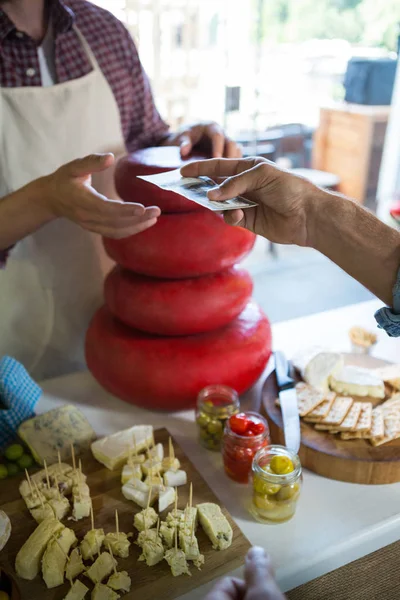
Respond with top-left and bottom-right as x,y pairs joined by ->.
0,428 -> 250,600
262,354 -> 400,485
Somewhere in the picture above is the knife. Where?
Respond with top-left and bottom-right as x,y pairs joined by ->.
275,351 -> 301,454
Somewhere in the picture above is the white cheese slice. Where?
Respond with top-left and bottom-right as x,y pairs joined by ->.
303,352 -> 344,392
292,346 -> 327,375
121,486 -> 149,508
122,477 -> 148,494
158,487 -> 176,513
329,366 -> 385,398
163,469 -> 187,487
148,443 -> 164,462
91,425 -> 153,470
121,464 -> 142,485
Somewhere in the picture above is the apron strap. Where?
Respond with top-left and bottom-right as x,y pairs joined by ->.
72,26 -> 103,74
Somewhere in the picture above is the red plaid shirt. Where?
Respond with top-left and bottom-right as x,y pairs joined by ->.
0,0 -> 169,265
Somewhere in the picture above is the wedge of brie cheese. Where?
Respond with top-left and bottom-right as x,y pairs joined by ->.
330,366 -> 385,398
91,425 -> 154,470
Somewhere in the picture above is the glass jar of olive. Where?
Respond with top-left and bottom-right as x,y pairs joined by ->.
251,445 -> 302,523
196,385 -> 240,451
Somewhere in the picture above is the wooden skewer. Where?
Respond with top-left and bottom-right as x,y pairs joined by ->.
146,484 -> 153,511
107,542 -> 118,575
70,443 -> 76,472
25,469 -> 34,497
158,472 -> 164,490
189,482 -> 193,511
175,525 -> 178,551
156,518 -> 160,538
43,459 -> 51,490
90,502 -> 95,532
115,509 -> 119,536
77,459 -> 83,502
191,517 -> 195,543
174,487 -> 178,515
34,481 -> 45,511
54,474 -> 61,501
57,450 -> 63,474
52,534 -> 70,561
132,432 -> 137,455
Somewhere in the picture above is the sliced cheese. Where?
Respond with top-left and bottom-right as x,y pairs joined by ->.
42,527 -> 77,588
91,425 -> 153,470
0,510 -> 11,551
329,366 -> 385,398
197,503 -> 232,551
80,529 -> 105,561
15,517 -> 64,580
65,548 -> 85,581
63,579 -> 89,600
158,486 -> 176,513
91,583 -> 120,600
164,469 -> 187,487
107,571 -> 131,593
103,532 -> 131,559
84,552 -> 117,584
121,464 -> 142,485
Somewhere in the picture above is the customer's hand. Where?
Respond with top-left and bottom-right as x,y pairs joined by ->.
181,157 -> 317,246
40,153 -> 160,239
205,547 -> 285,600
162,122 -> 242,159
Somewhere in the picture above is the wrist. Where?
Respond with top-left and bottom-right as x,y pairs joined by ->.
30,176 -> 58,222
305,186 -> 344,250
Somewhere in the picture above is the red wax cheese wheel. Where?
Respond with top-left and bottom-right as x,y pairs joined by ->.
115,147 -> 207,213
104,211 -> 256,279
104,265 -> 253,336
85,302 -> 272,411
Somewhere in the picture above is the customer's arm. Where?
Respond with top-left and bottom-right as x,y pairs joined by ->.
0,154 -> 160,255
181,157 -> 400,308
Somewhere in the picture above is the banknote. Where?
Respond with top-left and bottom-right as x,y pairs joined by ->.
138,169 -> 257,211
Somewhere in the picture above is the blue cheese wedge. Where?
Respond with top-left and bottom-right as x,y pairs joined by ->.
84,552 -> 117,584
63,579 -> 89,600
42,527 -> 77,588
103,532 -> 131,558
107,571 -> 131,593
80,529 -> 105,561
91,425 -> 153,471
329,366 -> 385,398
15,517 -> 64,580
18,405 -> 96,466
197,503 -> 232,551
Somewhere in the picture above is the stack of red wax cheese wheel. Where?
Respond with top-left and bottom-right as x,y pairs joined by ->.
85,147 -> 272,410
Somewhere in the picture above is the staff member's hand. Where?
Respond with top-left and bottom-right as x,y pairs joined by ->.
181,157 -> 315,246
162,122 -> 242,159
41,153 -> 160,239
205,547 -> 285,600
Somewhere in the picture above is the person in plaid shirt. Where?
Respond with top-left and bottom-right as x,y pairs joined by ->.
0,0 -> 241,380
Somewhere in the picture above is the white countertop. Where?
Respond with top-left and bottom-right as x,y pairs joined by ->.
38,299 -> 400,597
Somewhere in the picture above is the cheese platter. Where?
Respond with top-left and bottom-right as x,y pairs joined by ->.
263,351 -> 400,484
0,428 -> 250,600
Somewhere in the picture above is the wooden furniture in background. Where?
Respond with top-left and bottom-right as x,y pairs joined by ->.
312,104 -> 391,206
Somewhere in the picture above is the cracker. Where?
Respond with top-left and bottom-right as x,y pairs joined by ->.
369,406 -> 384,439
373,365 -> 400,390
353,402 -> 373,433
340,431 -> 362,440
370,413 -> 400,446
303,392 -> 336,423
295,382 -> 325,417
314,396 -> 353,429
332,402 -> 362,432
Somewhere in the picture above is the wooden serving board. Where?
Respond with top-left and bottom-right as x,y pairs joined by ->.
0,428 -> 250,600
262,354 -> 400,485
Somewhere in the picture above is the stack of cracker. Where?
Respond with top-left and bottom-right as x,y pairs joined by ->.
276,383 -> 400,447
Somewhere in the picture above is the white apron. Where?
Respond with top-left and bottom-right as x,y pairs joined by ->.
0,27 -> 126,380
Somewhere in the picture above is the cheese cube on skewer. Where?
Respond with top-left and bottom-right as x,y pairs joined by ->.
164,548 -> 191,577
65,548 -> 85,581
84,552 -> 117,584
148,443 -> 164,462
30,503 -> 55,524
164,470 -> 187,487
103,532 -> 131,559
107,570 -> 131,593
134,507 -> 158,532
42,527 -> 77,589
91,583 -> 119,600
48,496 -> 70,520
121,464 -> 142,485
80,529 -> 105,561
63,579 -> 89,600
162,457 -> 180,473
159,487 -> 176,513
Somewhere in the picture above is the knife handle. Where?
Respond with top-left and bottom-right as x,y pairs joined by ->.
275,351 -> 295,390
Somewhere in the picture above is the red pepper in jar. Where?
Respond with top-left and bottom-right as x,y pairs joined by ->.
222,412 -> 270,484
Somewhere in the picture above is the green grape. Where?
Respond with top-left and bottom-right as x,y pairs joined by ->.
5,443 -> 24,461
0,464 -> 8,479
6,463 -> 19,476
18,454 -> 34,470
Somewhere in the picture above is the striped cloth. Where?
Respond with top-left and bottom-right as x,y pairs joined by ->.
0,356 -> 42,450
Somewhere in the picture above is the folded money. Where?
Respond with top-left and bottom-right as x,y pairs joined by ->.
138,169 -> 257,211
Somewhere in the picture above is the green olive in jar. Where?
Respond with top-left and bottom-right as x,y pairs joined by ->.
276,483 -> 300,502
207,419 -> 223,435
197,413 -> 210,428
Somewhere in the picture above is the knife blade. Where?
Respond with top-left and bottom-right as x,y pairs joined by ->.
275,351 -> 301,454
